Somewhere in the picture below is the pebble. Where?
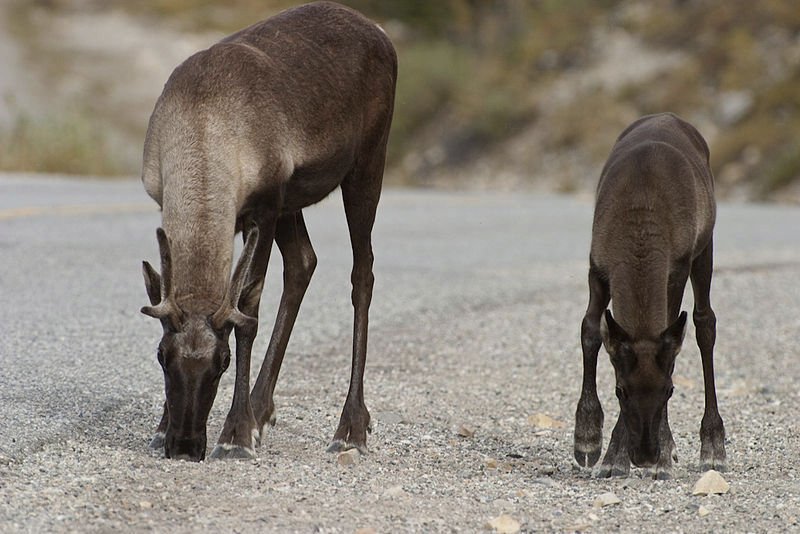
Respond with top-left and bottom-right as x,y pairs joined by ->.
698,505 -> 711,517
692,470 -> 730,495
486,514 -> 521,533
336,449 -> 360,467
457,424 -> 475,438
593,492 -> 621,508
383,485 -> 405,498
526,413 -> 566,429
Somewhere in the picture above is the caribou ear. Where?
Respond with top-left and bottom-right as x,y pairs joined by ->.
210,223 -> 260,332
601,309 -> 631,358
660,311 -> 688,357
142,261 -> 161,305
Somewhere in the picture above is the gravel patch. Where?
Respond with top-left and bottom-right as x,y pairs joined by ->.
1,177 -> 799,532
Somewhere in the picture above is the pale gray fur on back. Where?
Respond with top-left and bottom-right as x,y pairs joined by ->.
141,2 -> 396,314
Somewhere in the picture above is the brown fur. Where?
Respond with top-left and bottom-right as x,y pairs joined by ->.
141,2 -> 396,461
574,113 -> 726,479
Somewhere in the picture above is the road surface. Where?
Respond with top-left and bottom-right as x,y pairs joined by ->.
1,174 -> 799,532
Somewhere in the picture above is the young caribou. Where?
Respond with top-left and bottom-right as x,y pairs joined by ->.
573,113 -> 726,479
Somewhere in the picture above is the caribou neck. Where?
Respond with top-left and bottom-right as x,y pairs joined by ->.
609,263 -> 669,340
161,181 -> 237,316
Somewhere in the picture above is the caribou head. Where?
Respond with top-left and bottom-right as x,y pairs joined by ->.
141,226 -> 258,461
601,309 -> 687,468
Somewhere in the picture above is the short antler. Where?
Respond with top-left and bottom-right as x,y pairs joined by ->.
141,227 -> 184,330
210,223 -> 259,332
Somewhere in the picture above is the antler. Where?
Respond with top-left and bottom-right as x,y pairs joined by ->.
141,227 -> 184,330
210,223 -> 259,332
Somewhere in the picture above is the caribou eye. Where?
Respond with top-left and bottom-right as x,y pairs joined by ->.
615,386 -> 628,402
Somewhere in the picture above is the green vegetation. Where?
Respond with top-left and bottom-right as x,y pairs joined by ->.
0,108 -> 121,176
2,0 -> 800,198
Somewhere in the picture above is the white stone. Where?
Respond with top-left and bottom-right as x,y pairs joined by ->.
692,470 -> 730,495
593,492 -> 621,508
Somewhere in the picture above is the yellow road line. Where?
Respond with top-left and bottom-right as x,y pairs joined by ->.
0,203 -> 156,221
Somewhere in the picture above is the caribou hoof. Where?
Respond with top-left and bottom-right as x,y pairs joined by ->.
149,432 -> 166,450
595,464 -> 629,479
209,443 -> 256,460
326,439 -> 368,455
654,467 -> 673,481
574,446 -> 601,468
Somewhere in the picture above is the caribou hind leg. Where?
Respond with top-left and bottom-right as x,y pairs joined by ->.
574,266 -> 609,467
250,211 -> 317,437
327,156 -> 385,454
211,215 -> 279,460
691,238 -> 726,471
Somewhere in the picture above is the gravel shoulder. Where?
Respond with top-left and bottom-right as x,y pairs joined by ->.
1,175 -> 799,532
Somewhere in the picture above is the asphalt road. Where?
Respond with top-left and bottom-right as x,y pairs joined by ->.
1,174 -> 799,532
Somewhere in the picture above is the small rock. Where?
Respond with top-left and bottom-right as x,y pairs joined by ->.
337,449 -> 360,467
527,413 -> 566,429
485,457 -> 498,469
355,528 -> 377,534
692,470 -> 729,495
383,485 -> 405,498
698,505 -> 711,517
486,514 -> 521,534
593,492 -> 621,508
531,477 -> 558,488
138,501 -> 153,509
457,424 -> 475,438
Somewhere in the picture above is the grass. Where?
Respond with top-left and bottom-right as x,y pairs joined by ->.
761,144 -> 800,195
0,108 -> 122,176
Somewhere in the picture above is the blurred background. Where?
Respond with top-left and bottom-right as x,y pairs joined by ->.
1,0 -> 799,201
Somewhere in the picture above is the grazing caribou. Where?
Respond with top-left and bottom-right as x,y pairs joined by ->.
573,113 -> 726,479
140,1 -> 396,461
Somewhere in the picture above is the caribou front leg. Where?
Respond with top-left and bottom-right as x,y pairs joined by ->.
574,266 -> 609,467
691,240 -> 726,471
211,322 -> 260,459
149,402 -> 168,449
595,413 -> 630,478
211,219 -> 277,459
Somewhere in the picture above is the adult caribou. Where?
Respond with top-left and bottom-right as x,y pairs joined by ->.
573,113 -> 726,479
140,2 -> 396,461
